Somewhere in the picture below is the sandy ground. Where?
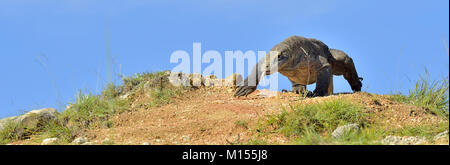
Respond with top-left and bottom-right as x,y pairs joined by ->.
82,87 -> 447,145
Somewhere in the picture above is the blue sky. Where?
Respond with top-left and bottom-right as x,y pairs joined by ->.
0,0 -> 448,118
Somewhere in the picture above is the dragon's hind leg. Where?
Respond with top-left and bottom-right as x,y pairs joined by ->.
328,75 -> 334,95
313,66 -> 333,97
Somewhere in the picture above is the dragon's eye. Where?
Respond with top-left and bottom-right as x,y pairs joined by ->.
278,51 -> 287,58
277,52 -> 284,57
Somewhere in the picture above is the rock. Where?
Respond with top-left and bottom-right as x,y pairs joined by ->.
66,104 -> 73,111
212,100 -> 225,104
17,108 -> 58,126
0,108 -> 58,132
163,70 -> 172,76
257,89 -> 279,98
434,130 -> 449,141
72,137 -> 89,145
41,138 -> 59,145
225,73 -> 243,88
189,73 -> 204,87
101,138 -> 114,144
142,142 -> 151,145
382,136 -> 428,145
167,72 -> 244,88
332,124 -> 360,138
81,142 -> 95,145
169,72 -> 191,87
182,135 -> 191,142
203,75 -> 218,87
119,93 -> 131,100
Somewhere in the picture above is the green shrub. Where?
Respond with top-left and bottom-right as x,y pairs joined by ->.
102,83 -> 120,100
0,121 -> 26,144
388,71 -> 449,118
0,114 -> 58,144
121,71 -> 170,94
243,139 -> 269,145
40,120 -> 75,143
234,120 -> 249,129
1,71 -> 189,144
388,122 -> 449,140
61,92 -> 129,130
267,99 -> 368,137
150,88 -> 182,106
408,74 -> 449,117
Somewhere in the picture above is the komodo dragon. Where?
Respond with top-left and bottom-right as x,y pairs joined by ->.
234,35 -> 363,97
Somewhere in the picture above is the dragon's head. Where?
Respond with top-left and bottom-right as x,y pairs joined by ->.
264,47 -> 290,75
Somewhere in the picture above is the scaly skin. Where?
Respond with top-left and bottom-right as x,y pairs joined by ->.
234,36 -> 363,97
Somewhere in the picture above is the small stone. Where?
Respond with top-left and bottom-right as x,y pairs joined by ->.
189,73 -> 204,87
81,142 -> 95,145
0,108 -> 58,132
41,138 -> 59,145
382,136 -> 427,145
332,124 -> 360,138
101,138 -> 114,144
119,93 -> 131,100
71,137 -> 88,145
434,130 -> 449,141
66,104 -> 73,110
142,142 -> 151,145
182,135 -> 191,142
225,73 -> 243,87
257,90 -> 277,98
169,72 -> 191,87
155,139 -> 162,143
203,75 -> 217,87
212,100 -> 225,104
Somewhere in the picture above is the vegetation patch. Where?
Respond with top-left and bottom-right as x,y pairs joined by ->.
234,120 -> 249,129
120,71 -> 189,107
264,99 -> 369,137
0,122 -> 27,144
389,74 -> 449,118
242,138 -> 269,145
0,71 -> 189,144
0,113 -> 57,144
388,122 -> 449,140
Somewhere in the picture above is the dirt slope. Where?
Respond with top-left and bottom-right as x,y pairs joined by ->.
83,87 -> 447,145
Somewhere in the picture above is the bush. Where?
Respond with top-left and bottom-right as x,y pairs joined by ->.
120,71 -> 170,94
389,74 -> 449,118
388,122 -> 449,140
119,71 -> 188,107
1,71 -> 190,144
0,113 -> 57,144
39,91 -> 130,143
61,92 -> 129,130
408,74 -> 449,117
0,122 -> 27,144
266,99 -> 368,137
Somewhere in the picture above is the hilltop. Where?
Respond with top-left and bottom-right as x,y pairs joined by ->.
1,71 -> 448,145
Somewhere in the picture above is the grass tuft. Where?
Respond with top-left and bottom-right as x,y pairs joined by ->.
267,99 -> 368,137
0,121 -> 26,144
389,73 -> 449,118
409,74 -> 449,117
